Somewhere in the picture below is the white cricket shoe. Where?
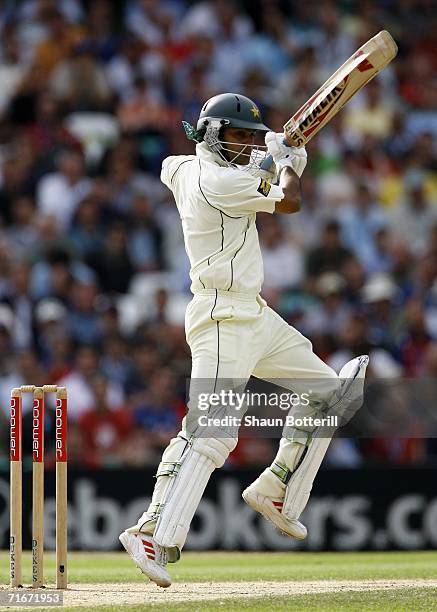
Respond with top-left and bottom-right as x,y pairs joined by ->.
242,484 -> 307,540
119,530 -> 172,588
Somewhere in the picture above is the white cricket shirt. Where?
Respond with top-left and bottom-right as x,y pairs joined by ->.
161,142 -> 284,295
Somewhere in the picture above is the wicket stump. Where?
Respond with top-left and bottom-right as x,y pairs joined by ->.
9,385 -> 68,589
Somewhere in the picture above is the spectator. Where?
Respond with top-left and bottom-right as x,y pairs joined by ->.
85,0 -> 117,62
78,374 -> 134,467
50,39 -> 112,112
361,273 -> 401,352
312,2 -> 354,76
104,148 -> 163,215
0,348 -> 46,417
67,276 -> 102,345
6,196 -> 38,259
345,79 -> 395,142
117,76 -> 176,134
0,31 -> 27,119
57,344 -> 124,421
367,228 -> 394,275
133,367 -> 180,456
306,219 -> 353,279
30,246 -> 75,302
336,183 -> 388,271
0,156 -> 32,226
87,221 -> 134,294
101,334 -> 132,387
70,194 -> 105,258
36,148 -> 91,231
127,191 -> 164,271
388,175 -> 437,257
274,45 -> 325,112
26,92 -> 81,162
31,7 -> 85,79
303,272 -> 352,336
328,314 -> 401,378
4,261 -> 35,349
124,341 -> 161,396
105,37 -> 153,100
0,306 -> 14,378
43,328 -> 73,381
124,0 -> 181,46
399,300 -> 433,376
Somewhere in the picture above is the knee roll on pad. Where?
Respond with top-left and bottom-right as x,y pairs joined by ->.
327,355 -> 369,425
155,435 -> 235,480
191,435 -> 237,468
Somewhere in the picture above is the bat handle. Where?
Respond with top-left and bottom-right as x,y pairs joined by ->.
260,138 -> 290,171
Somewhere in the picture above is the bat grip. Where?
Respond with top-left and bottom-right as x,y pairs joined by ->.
260,138 -> 290,171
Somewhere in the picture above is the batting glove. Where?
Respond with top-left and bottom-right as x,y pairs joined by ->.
265,132 -> 307,177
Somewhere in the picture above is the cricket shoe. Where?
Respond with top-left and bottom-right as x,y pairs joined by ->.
242,484 -> 307,540
119,531 -> 172,588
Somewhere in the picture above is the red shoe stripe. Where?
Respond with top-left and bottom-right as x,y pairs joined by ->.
272,501 -> 283,509
144,546 -> 155,554
141,537 -> 157,559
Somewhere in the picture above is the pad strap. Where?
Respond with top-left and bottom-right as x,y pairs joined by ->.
156,461 -> 181,478
271,462 -> 291,485
271,446 -> 309,486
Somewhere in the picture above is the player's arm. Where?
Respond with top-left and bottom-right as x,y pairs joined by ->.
275,167 -> 301,214
265,132 -> 307,215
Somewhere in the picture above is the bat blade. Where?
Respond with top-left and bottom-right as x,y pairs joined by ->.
261,31 -> 397,170
284,30 -> 398,147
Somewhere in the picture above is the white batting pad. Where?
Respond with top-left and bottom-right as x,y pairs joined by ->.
283,355 -> 369,520
153,450 -> 215,549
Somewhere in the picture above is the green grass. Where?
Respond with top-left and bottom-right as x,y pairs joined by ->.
0,551 -> 436,611
1,550 -> 435,583
124,589 -> 437,612
21,591 -> 437,612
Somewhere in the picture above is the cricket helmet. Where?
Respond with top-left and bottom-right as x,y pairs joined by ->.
182,93 -> 270,169
197,93 -> 270,132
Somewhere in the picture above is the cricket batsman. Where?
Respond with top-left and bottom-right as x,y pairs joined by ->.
119,93 -> 368,587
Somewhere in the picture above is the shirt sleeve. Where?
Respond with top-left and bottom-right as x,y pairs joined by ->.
161,155 -> 195,190
160,156 -> 178,189
201,165 -> 283,215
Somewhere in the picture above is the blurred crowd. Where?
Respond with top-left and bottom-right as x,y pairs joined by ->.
0,0 -> 436,469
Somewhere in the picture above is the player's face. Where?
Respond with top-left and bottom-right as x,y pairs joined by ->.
221,127 -> 257,165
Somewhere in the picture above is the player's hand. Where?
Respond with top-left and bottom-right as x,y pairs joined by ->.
265,132 -> 307,177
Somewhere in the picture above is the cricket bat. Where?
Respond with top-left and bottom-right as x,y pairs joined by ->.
262,30 -> 397,168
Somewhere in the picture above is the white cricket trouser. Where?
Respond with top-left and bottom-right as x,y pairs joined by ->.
185,290 -> 339,432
